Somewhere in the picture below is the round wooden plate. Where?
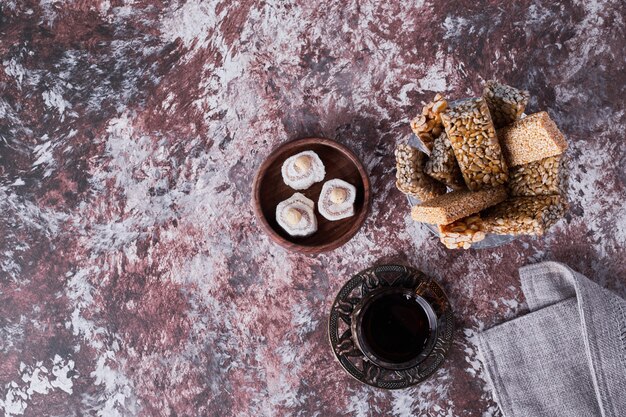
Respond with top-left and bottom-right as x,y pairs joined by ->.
253,138 -> 371,254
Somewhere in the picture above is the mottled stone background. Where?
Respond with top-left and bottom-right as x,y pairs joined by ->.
1,0 -> 625,416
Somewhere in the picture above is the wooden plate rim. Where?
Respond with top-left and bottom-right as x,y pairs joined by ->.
252,137 -> 371,254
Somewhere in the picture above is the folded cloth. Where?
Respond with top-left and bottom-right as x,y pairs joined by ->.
478,261 -> 626,417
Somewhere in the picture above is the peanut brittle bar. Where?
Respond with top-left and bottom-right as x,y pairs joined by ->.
395,143 -> 446,201
424,132 -> 465,190
483,80 -> 530,128
509,155 -> 566,197
410,94 -> 448,153
498,111 -> 568,167
481,195 -> 566,236
442,97 -> 509,191
411,186 -> 507,225
438,214 -> 486,249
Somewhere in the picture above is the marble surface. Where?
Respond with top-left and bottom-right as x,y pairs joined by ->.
1,1 -> 625,416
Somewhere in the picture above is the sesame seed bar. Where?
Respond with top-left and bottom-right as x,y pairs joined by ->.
498,111 -> 568,167
424,132 -> 466,190
481,195 -> 566,236
438,214 -> 486,249
395,143 -> 446,201
483,80 -> 530,128
441,98 -> 509,191
410,94 -> 448,153
509,155 -> 565,197
411,186 -> 507,225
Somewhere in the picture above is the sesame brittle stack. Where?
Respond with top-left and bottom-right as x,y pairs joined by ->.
396,82 -> 569,249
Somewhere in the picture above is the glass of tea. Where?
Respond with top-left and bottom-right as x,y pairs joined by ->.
350,287 -> 438,370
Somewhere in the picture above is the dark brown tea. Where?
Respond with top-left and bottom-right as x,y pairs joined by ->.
360,292 -> 431,364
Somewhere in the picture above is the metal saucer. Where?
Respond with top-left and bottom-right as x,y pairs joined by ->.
328,265 -> 454,389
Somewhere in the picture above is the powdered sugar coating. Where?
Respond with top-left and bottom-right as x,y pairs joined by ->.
318,179 -> 356,221
281,151 -> 326,190
276,193 -> 317,236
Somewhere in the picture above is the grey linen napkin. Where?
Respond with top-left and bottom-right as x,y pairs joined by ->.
478,261 -> 626,417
